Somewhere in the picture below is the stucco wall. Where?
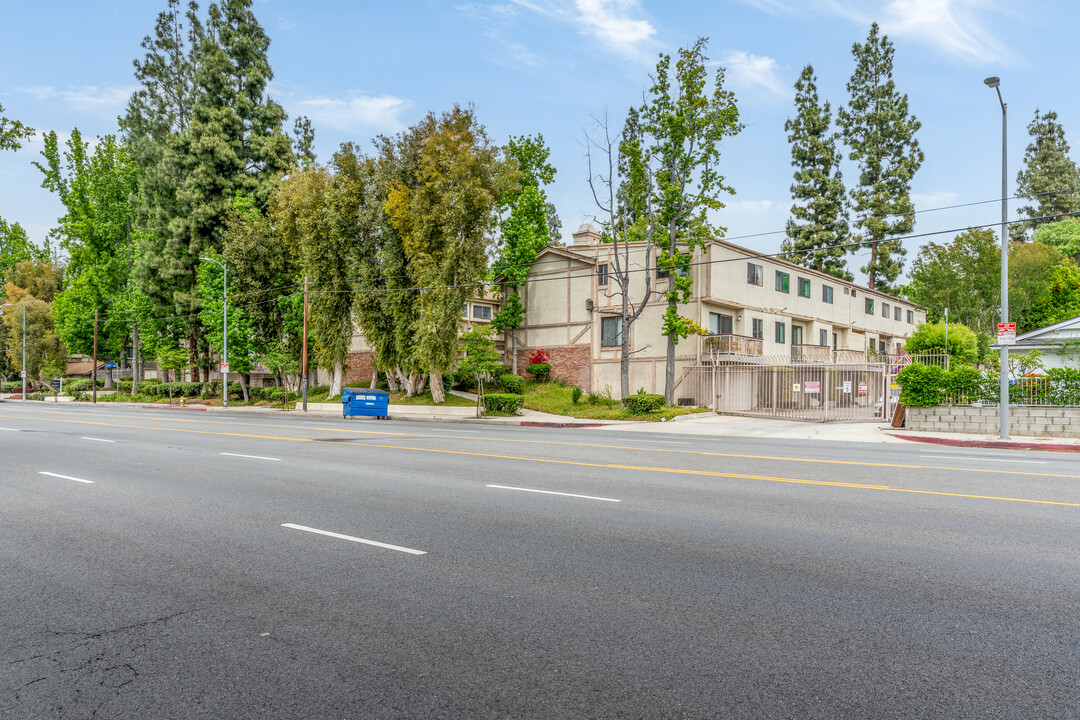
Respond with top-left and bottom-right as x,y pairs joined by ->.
906,406 -> 1080,438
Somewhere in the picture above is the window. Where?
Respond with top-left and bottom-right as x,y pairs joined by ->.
709,312 -> 733,335
865,298 -> 874,315
752,318 -> 764,339
747,263 -> 763,286
822,285 -> 834,304
601,316 -> 623,347
819,329 -> 829,346
473,304 -> 492,321
656,257 -> 670,280
797,277 -> 811,298
894,306 -> 902,321
597,263 -> 608,286
843,287 -> 850,295
775,321 -> 786,344
775,271 -> 790,293
461,304 -> 468,318
879,340 -> 886,354
907,309 -> 914,324
881,302 -> 890,319
851,288 -> 857,297
791,325 -> 803,346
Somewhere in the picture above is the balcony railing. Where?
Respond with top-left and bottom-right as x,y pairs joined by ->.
702,334 -> 764,358
790,344 -> 832,363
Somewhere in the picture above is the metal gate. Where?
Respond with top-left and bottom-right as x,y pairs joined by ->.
675,359 -> 893,422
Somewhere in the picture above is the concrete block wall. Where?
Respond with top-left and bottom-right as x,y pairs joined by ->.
907,406 -> 1080,438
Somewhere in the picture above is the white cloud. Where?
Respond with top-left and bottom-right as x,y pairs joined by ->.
295,95 -> 412,134
911,191 -> 960,210
456,3 -> 544,66
721,51 -> 786,97
19,85 -> 134,114
510,0 -> 657,60
736,0 -> 1014,65
880,0 -> 1015,65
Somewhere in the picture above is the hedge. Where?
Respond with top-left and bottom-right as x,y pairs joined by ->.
622,392 -> 665,414
526,363 -> 551,382
485,393 -> 524,414
896,364 -> 948,407
498,373 -> 524,394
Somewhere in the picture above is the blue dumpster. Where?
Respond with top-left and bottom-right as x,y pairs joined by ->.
341,388 -> 390,420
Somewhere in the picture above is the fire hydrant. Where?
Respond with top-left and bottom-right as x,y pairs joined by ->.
180,396 -> 185,407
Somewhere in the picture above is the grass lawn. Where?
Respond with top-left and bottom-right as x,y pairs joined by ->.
522,381 -> 709,421
303,386 -> 475,407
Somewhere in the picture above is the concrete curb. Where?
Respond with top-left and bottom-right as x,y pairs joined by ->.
891,433 -> 1080,453
520,421 -> 605,428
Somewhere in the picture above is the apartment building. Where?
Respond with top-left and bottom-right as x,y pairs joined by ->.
509,224 -> 927,398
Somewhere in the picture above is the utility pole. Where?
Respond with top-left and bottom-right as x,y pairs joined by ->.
302,275 -> 309,412
92,310 -> 98,404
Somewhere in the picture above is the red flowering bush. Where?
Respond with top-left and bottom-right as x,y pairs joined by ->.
528,349 -> 550,365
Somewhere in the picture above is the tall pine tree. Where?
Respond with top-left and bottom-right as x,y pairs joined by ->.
837,23 -> 923,293
782,65 -> 851,281
1014,109 -> 1080,239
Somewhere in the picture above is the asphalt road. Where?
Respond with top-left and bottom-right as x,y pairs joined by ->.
2,402 -> 1079,719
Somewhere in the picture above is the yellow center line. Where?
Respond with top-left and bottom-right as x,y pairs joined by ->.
12,408 -> 1080,481
7,413 -> 1080,509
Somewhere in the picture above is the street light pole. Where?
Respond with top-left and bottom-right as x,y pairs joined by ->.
200,257 -> 228,409
1,303 -> 27,400
984,76 -> 1008,440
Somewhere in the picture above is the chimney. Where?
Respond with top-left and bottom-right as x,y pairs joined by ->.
572,223 -> 601,246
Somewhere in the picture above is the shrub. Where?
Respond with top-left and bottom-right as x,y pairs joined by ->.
897,363 -> 948,407
947,366 -> 984,402
528,349 -> 550,365
498,373 -> 523,394
571,386 -> 583,405
1046,367 -> 1080,406
526,363 -> 551,382
586,391 -> 602,405
484,393 -> 524,414
622,391 -> 665,414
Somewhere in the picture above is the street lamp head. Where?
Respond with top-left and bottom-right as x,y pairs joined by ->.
983,76 -> 1000,88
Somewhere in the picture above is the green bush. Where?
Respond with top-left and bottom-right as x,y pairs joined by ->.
1046,368 -> 1080,406
947,366 -> 984,402
1,381 -> 21,392
526,363 -> 551,381
498,373 -> 523,394
485,393 -> 524,414
65,378 -> 104,393
622,391 -> 665,414
571,386 -> 583,405
897,364 -> 948,406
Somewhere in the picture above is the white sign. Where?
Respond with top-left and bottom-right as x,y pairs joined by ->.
843,381 -> 852,394
804,381 -> 820,394
858,381 -> 867,395
20,370 -> 26,378
997,322 -> 1016,346
220,362 -> 229,373
792,383 -> 801,392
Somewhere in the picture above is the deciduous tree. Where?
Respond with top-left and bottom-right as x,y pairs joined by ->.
902,228 -> 999,335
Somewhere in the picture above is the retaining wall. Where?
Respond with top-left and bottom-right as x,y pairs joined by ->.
906,406 -> 1080,438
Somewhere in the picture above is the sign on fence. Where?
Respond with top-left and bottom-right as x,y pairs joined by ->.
804,381 -> 820,394
858,381 -> 867,395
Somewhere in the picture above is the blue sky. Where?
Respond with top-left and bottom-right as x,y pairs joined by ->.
2,0 -> 1077,285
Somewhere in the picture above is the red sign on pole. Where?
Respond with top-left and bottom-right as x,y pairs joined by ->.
997,322 -> 1016,346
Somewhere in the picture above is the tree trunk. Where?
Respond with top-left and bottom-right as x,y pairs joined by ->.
238,372 -> 250,402
370,367 -> 378,389
620,307 -> 631,400
131,326 -> 140,395
103,368 -> 113,390
329,362 -> 343,398
430,371 -> 445,404
510,330 -> 518,374
664,332 -> 676,406
386,368 -> 400,393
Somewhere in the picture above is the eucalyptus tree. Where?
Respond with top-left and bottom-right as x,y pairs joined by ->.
782,64 -> 851,281
385,107 -> 514,404
838,22 -> 923,293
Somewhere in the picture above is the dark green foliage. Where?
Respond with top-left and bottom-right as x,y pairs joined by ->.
498,373 -> 523,394
571,386 -> 583,405
897,364 -> 948,407
837,23 -> 923,293
782,65 -> 850,281
947,366 -> 984,401
1045,368 -> 1080,406
484,393 -> 524,414
903,321 -> 979,365
1014,109 -> 1080,239
526,363 -> 550,381
622,391 -> 665,414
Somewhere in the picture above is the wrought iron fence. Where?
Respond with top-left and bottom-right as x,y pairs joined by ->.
674,360 -> 892,422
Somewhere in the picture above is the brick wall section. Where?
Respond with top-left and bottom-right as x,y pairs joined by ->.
514,345 -> 592,390
343,351 -> 376,386
907,406 -> 1080,438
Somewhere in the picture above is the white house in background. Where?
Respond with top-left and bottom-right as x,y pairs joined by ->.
997,315 -> 1080,370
